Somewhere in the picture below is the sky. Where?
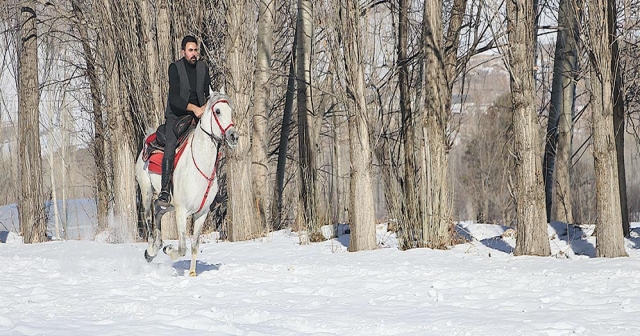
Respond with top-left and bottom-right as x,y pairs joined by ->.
2,219 -> 640,335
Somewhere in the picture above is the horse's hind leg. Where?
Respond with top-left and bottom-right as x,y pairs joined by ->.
163,207 -> 188,260
146,210 -> 164,261
140,174 -> 162,262
189,214 -> 208,276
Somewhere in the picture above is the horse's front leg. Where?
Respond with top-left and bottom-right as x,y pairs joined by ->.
189,213 -> 208,276
163,207 -> 188,260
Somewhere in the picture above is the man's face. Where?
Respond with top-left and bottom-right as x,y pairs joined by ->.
183,42 -> 199,64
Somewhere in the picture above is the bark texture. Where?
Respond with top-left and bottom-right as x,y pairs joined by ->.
340,0 -> 377,251
18,1 -> 47,243
252,0 -> 274,230
225,0 -> 261,241
587,0 -> 627,257
506,0 -> 551,256
296,0 -> 321,239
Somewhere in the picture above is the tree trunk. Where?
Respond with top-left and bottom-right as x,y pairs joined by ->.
225,0 -> 260,241
397,0 -> 421,249
170,0 -> 205,59
553,4 -> 580,225
272,33 -> 296,231
61,105 -> 70,239
139,0 -> 163,124
47,105 -> 61,240
543,45 -> 561,224
252,0 -> 274,231
329,65 -> 344,225
18,1 -> 47,243
110,114 -> 138,243
420,0 -> 460,248
609,0 -> 629,237
554,0 -> 579,225
545,0 -> 579,224
296,0 -> 320,240
340,0 -> 377,251
71,0 -> 110,234
506,0 -> 551,256
99,0 -> 138,242
157,0 -> 172,93
587,0 -> 627,257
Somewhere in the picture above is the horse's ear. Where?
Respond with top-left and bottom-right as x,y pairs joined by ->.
209,86 -> 214,98
219,86 -> 225,95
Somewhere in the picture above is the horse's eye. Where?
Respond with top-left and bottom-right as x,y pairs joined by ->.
215,108 -> 221,115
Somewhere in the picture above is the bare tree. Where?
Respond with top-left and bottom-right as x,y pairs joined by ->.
139,0 -> 163,124
543,0 -> 580,224
397,0 -> 420,249
296,0 -> 321,241
18,0 -> 47,243
252,0 -> 274,230
70,0 -> 110,234
98,0 -> 138,242
156,0 -> 172,91
273,31 -> 296,230
586,0 -> 627,257
224,0 -> 261,241
609,0 -> 629,236
339,0 -> 376,251
506,0 -> 551,256
419,0 -> 468,248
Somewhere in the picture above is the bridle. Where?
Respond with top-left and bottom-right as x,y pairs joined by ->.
199,99 -> 234,144
191,98 -> 234,213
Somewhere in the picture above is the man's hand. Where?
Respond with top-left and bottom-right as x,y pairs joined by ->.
194,105 -> 205,118
187,103 -> 205,118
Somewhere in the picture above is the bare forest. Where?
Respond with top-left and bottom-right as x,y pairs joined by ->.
1,0 -> 640,256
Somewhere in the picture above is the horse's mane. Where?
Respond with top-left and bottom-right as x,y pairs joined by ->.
208,92 -> 233,109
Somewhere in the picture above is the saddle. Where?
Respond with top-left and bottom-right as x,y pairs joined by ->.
142,115 -> 197,175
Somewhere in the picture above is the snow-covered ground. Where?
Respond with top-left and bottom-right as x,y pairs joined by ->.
2,222 -> 640,335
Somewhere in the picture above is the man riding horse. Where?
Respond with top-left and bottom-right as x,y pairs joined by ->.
156,35 -> 213,210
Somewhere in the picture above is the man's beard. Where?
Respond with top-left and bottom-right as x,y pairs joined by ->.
187,56 -> 197,64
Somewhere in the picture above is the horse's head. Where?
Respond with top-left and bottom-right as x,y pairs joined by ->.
200,93 -> 238,149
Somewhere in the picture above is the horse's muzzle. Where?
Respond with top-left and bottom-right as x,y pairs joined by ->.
225,127 -> 239,149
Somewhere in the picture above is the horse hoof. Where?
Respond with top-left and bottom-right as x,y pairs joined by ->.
189,271 -> 197,277
144,250 -> 155,263
163,245 -> 171,254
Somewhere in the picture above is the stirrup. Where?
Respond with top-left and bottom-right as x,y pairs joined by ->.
154,193 -> 174,214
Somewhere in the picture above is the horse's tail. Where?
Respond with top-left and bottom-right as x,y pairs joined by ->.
139,127 -> 159,162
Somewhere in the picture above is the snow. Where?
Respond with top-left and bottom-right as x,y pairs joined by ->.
3,223 -> 640,335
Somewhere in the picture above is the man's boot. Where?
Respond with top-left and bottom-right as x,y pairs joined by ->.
155,157 -> 174,210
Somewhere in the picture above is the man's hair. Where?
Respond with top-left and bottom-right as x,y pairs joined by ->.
181,35 -> 198,50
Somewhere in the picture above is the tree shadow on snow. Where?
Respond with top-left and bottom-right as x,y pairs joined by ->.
172,260 -> 221,276
454,224 -> 514,254
479,237 -> 514,254
625,227 -> 640,250
454,224 -> 473,242
336,233 -> 350,248
548,221 -> 596,257
0,231 -> 7,243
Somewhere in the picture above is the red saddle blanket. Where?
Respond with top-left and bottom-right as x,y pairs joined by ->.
144,133 -> 190,175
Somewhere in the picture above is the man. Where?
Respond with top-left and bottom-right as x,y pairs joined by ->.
156,35 -> 212,209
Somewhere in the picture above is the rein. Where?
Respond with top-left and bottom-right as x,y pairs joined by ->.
191,99 -> 233,213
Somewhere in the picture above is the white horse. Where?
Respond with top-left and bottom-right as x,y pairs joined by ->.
135,92 -> 238,276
